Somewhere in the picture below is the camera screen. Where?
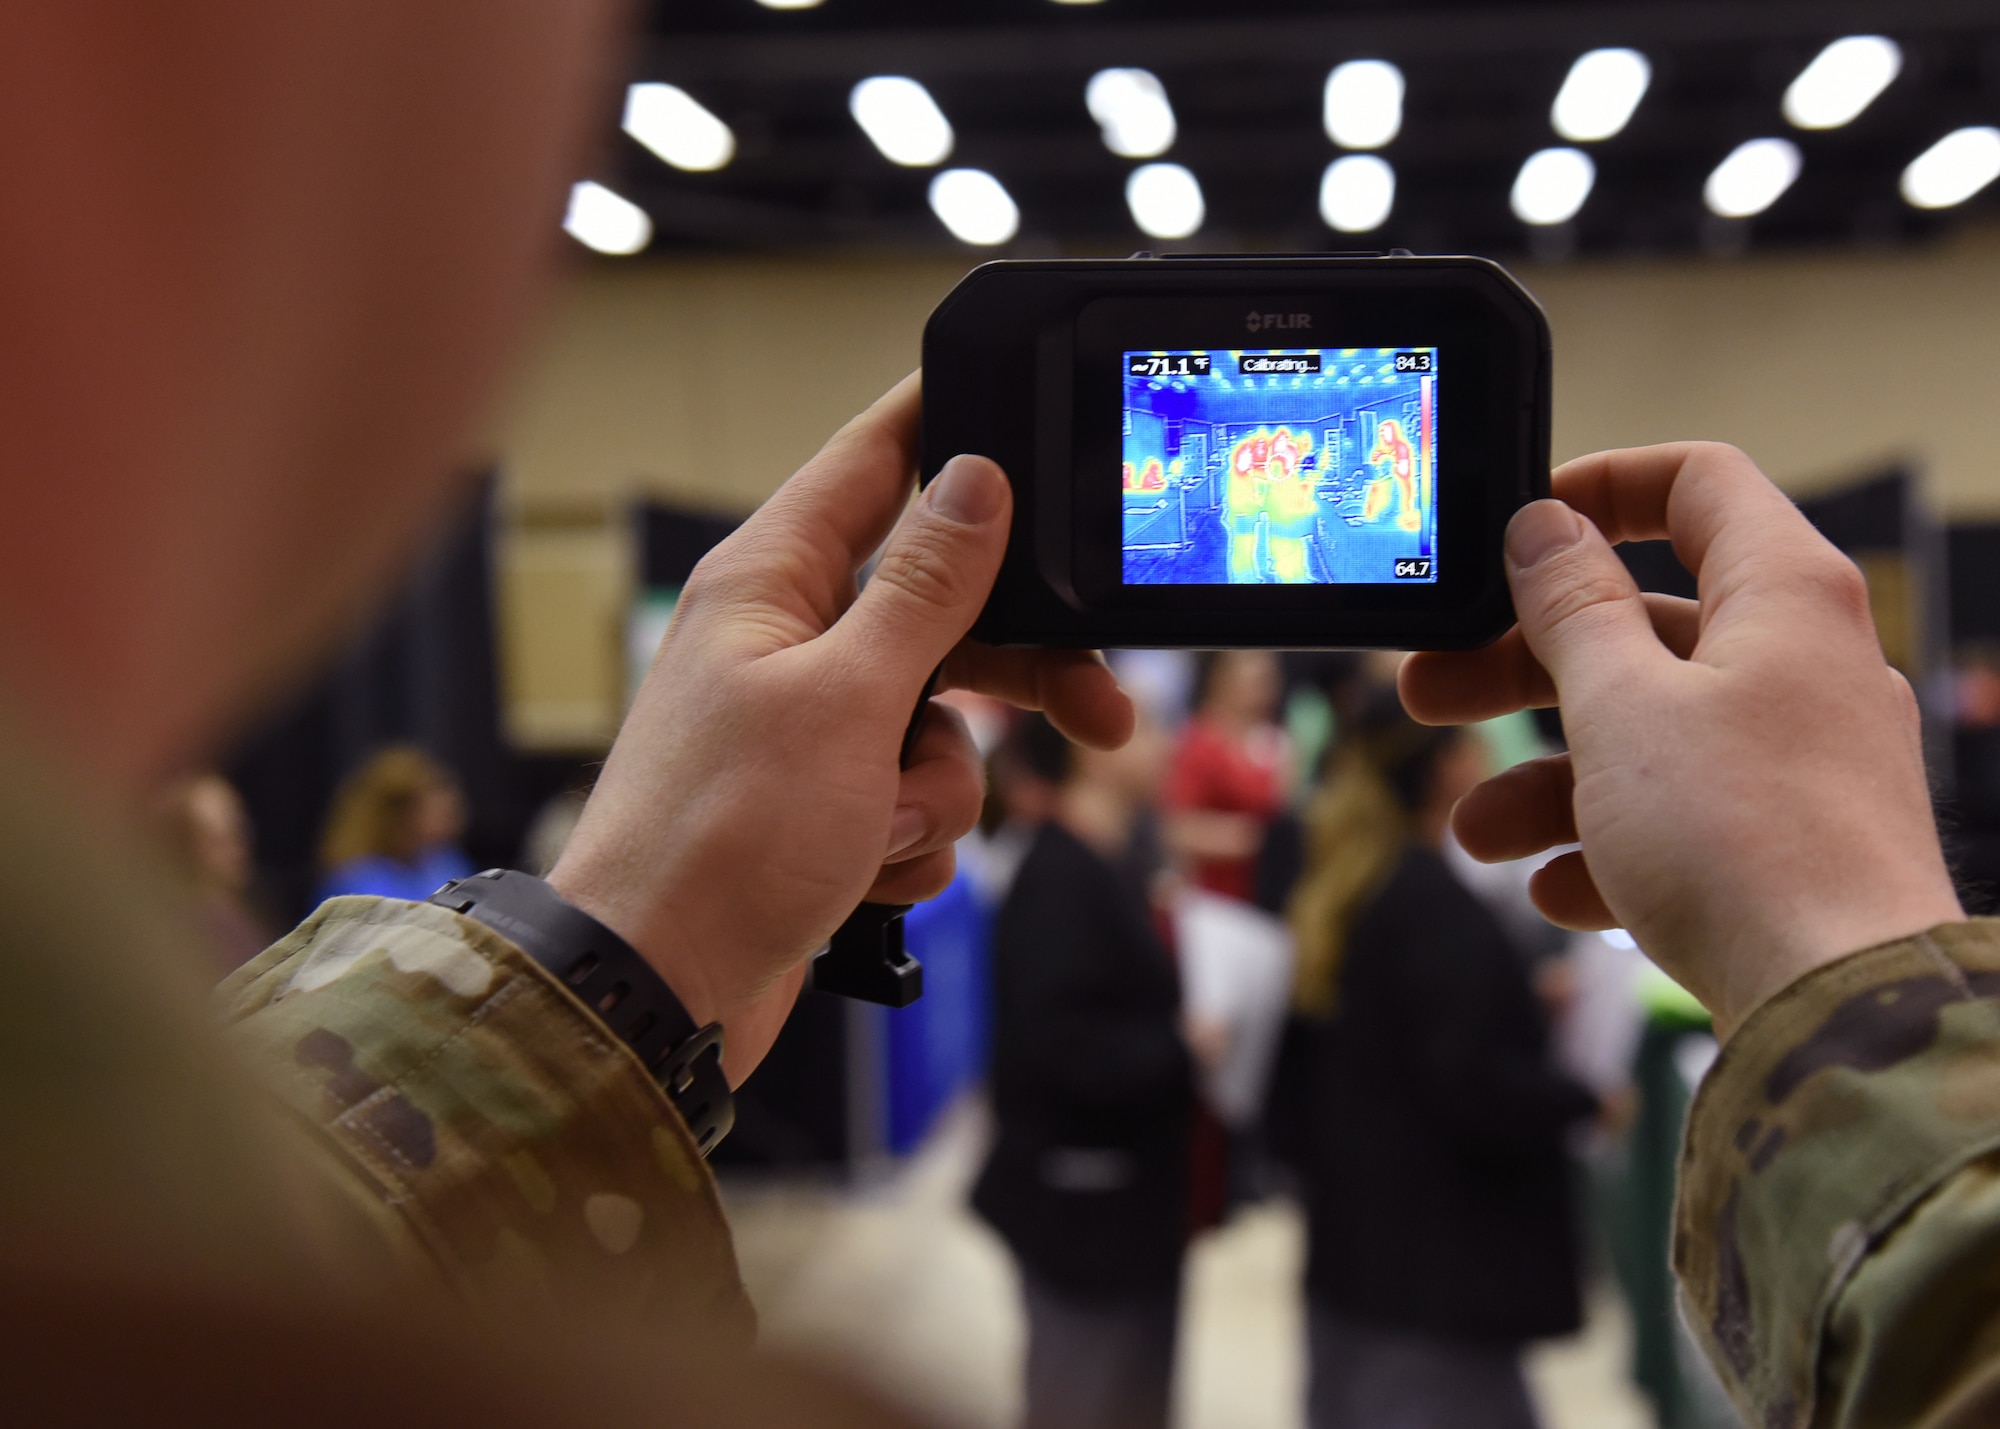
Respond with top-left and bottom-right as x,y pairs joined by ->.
1121,348 -> 1438,586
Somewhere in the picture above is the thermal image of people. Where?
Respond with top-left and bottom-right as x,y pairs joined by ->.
1227,431 -> 1272,582
1121,347 -> 1437,587
1364,417 -> 1424,533
1263,428 -> 1320,583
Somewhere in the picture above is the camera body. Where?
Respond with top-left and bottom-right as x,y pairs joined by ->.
921,254 -> 1551,650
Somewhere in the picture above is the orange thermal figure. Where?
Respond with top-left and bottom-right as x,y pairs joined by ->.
1364,418 -> 1422,532
1264,428 -> 1320,583
1226,431 -> 1272,582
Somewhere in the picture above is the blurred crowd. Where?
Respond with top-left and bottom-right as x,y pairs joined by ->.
938,651 -> 1686,1429
144,667 -> 1699,1429
149,745 -> 483,976
163,643 -> 2000,1429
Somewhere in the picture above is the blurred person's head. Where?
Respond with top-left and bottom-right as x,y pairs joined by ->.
1072,708 -> 1170,806
992,713 -> 1069,827
150,773 -> 253,898
1005,710 -> 1167,841
319,747 -> 465,870
0,3 -> 624,801
1288,688 -> 1475,1014
1957,646 -> 2000,728
1192,650 -> 1282,728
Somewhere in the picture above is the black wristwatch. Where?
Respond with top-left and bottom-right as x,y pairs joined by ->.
429,869 -> 733,1157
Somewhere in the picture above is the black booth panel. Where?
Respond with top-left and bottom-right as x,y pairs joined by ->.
226,478 -> 597,928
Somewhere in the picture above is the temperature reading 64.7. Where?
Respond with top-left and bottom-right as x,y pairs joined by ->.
1127,353 -> 1213,379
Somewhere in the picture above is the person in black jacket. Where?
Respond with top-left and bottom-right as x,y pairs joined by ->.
974,713 -> 1195,1429
1285,692 -> 1603,1429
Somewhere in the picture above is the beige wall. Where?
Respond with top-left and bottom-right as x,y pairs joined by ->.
494,260 -> 964,517
490,225 -> 2000,747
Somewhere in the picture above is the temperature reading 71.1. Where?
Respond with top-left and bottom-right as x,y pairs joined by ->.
1128,354 -> 1213,378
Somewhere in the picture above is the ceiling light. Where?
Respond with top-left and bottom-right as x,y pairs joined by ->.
1902,126 -> 2000,209
929,169 -> 1019,245
1323,60 -> 1404,150
1783,36 -> 1901,130
851,76 -> 954,167
1551,48 -> 1651,142
622,83 -> 735,173
1320,154 -> 1395,232
563,182 -> 652,256
1087,69 -> 1177,159
1511,147 -> 1596,224
755,0 -> 824,9
1704,138 -> 1801,218
1126,162 -> 1204,239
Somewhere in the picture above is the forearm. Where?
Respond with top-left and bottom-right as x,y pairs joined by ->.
1674,919 -> 2000,1428
218,896 -> 752,1339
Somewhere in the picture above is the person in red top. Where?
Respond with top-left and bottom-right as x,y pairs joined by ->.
1163,651 -> 1292,903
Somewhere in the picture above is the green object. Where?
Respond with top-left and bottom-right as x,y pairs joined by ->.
1636,962 -> 1712,1030
1285,687 -> 1334,799
1471,709 -> 1544,772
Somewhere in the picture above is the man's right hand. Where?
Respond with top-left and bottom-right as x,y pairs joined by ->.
1401,442 -> 1964,1038
546,377 -> 1132,1085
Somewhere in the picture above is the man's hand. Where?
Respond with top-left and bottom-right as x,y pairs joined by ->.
547,375 -> 1133,1082
1402,442 -> 1962,1038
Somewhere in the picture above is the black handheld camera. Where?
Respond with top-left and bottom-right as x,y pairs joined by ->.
819,254 -> 1552,1011
921,253 -> 1551,651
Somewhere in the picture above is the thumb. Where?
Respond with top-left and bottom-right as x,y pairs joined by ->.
833,454 -> 1013,688
1506,499 -> 1667,701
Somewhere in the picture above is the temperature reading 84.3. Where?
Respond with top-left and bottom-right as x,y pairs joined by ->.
1127,353 -> 1213,379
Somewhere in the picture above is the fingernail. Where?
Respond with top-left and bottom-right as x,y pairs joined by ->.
926,455 -> 1005,527
1506,500 -> 1585,570
886,805 -> 927,859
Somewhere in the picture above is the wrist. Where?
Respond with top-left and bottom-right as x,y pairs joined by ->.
1709,893 -> 1968,1040
432,868 -> 734,1154
544,860 -> 724,1030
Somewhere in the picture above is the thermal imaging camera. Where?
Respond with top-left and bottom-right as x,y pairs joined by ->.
920,253 -> 1552,650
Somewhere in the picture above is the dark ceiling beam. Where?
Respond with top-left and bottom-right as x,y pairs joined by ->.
646,0 -> 2000,83
612,183 -> 899,247
689,100 -> 1897,191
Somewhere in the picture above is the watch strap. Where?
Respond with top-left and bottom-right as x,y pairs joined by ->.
429,869 -> 733,1157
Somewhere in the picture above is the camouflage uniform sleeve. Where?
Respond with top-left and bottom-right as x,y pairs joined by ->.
1675,919 -> 2000,1428
216,896 -> 754,1342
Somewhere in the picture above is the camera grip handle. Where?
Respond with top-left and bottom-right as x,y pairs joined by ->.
808,670 -> 941,1009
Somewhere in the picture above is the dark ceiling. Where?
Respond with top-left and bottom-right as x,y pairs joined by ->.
617,0 -> 2000,259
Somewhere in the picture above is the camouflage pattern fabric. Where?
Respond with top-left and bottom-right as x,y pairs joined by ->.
219,896 -> 753,1342
1676,919 -> 2000,1428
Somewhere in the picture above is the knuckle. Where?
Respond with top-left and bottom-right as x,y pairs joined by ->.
883,851 -> 956,904
1801,550 -> 1872,623
679,543 -> 747,611
1533,564 -> 1635,635
1888,666 -> 1922,726
873,527 -> 970,612
817,409 -> 908,480
1688,439 -> 1751,467
947,763 -> 987,835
